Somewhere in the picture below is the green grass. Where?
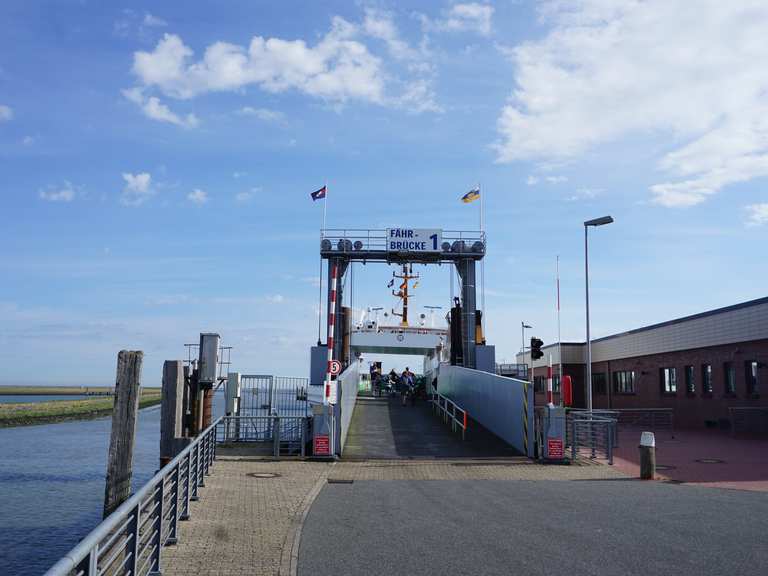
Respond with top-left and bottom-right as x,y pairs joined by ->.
0,390 -> 163,428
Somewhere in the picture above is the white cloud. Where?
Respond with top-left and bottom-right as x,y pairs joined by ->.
235,187 -> 261,203
526,175 -> 539,186
128,13 -> 440,114
545,175 -> 567,184
132,21 -> 386,104
22,136 -> 34,146
187,189 -> 208,205
237,106 -> 284,122
266,294 -> 285,304
123,87 -> 198,128
0,104 -> 12,122
143,13 -> 167,28
121,172 -> 154,206
745,203 -> 768,227
433,3 -> 494,36
496,1 -> 768,208
39,182 -> 76,203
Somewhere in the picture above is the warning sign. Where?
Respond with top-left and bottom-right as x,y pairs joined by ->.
328,359 -> 341,376
547,438 -> 564,459
314,434 -> 330,456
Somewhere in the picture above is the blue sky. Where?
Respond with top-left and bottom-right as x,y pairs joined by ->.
1,0 -> 767,384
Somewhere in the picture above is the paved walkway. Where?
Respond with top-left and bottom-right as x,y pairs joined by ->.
161,457 -> 625,576
611,427 -> 768,491
343,396 -> 519,459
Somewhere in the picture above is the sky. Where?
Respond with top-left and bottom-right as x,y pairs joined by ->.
1,0 -> 767,385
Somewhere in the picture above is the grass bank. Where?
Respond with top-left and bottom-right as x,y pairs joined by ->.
0,390 -> 163,428
0,385 -> 117,395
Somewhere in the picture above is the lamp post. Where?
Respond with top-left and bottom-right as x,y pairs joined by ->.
584,216 -> 614,412
521,322 -> 532,380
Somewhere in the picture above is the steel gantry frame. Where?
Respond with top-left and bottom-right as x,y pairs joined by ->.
319,229 -> 486,371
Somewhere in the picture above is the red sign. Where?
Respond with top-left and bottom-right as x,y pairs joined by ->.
547,438 -> 564,459
328,360 -> 341,376
314,434 -> 330,456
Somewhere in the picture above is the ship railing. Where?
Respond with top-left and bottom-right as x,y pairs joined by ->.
44,417 -> 222,576
430,392 -> 468,440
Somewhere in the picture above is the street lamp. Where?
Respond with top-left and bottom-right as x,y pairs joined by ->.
584,215 -> 614,412
521,321 -> 532,355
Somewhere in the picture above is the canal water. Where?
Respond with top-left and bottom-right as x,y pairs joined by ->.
0,392 -> 224,575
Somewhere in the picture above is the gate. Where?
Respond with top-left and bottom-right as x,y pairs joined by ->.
228,375 -> 310,454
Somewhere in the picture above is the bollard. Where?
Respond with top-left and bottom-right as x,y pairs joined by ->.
639,431 -> 656,480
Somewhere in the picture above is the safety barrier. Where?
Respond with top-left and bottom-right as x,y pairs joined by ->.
614,408 -> 675,438
566,410 -> 617,465
44,417 -> 222,576
430,392 -> 468,440
337,361 -> 360,455
729,407 -> 768,435
217,415 -> 310,457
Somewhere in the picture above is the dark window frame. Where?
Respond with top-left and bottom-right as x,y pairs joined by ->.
613,370 -> 636,394
724,362 -> 736,396
684,365 -> 695,395
745,360 -> 760,396
702,364 -> 713,395
592,372 -> 607,396
660,367 -> 677,395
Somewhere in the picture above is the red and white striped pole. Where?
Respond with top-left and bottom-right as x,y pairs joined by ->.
546,353 -> 554,406
325,263 -> 338,404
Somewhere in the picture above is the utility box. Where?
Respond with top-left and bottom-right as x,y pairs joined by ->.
541,405 -> 567,462
310,345 -> 328,387
198,333 -> 220,385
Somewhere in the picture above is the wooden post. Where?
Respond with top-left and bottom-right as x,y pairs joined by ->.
160,361 -> 185,468
103,350 -> 143,518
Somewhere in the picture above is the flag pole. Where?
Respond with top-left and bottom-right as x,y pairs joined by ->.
323,180 -> 328,231
480,182 -> 486,332
557,255 -> 563,392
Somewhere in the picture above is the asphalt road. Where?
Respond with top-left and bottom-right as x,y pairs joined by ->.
299,479 -> 768,576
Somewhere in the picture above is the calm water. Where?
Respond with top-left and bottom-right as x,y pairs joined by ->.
0,392 -> 224,575
0,395 -> 90,404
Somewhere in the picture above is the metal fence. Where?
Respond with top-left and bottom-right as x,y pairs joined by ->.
566,410 -> 617,464
239,374 -> 309,417
44,417 -> 221,576
614,408 -> 675,438
729,407 -> 768,435
216,415 -> 310,457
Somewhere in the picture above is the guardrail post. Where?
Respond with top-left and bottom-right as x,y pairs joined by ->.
75,546 -> 98,575
168,462 -> 180,542
190,446 -> 200,501
571,419 -> 577,460
181,452 -> 192,518
607,424 -> 614,465
273,416 -> 281,458
148,476 -> 164,575
127,502 -> 140,576
301,418 -> 306,457
197,441 -> 205,488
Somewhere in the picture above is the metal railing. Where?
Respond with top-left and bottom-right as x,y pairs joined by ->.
320,229 -> 486,255
45,417 -> 222,576
614,408 -> 675,438
729,407 -> 768,435
566,410 -> 617,465
430,392 -> 468,440
216,415 -> 310,457
496,363 -> 528,380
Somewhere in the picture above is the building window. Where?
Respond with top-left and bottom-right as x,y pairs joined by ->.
724,362 -> 736,395
685,365 -> 695,394
534,376 -> 546,393
746,361 -> 759,395
552,374 -> 561,393
613,370 -> 636,394
592,373 -> 607,395
702,364 -> 713,394
660,367 -> 677,394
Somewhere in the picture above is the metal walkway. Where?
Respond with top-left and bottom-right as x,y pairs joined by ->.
342,395 -> 519,459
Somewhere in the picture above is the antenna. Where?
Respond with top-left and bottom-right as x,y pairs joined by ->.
391,263 -> 420,327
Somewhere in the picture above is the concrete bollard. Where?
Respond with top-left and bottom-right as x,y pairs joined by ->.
639,431 -> 656,480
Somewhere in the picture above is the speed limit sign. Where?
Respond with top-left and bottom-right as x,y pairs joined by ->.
328,359 -> 342,376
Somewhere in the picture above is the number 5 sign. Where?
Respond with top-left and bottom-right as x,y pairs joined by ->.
328,359 -> 342,376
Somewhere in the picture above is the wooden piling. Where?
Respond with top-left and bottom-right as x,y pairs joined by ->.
103,350 -> 143,518
160,360 -> 185,468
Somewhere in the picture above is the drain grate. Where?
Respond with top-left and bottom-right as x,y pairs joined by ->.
247,472 -> 281,479
694,458 -> 725,464
327,478 -> 354,484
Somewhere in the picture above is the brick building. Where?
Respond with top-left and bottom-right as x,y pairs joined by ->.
517,297 -> 768,429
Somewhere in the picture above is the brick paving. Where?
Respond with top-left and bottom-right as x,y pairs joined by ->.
161,455 -> 625,575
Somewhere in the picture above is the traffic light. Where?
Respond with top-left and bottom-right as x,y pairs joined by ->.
530,337 -> 544,360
